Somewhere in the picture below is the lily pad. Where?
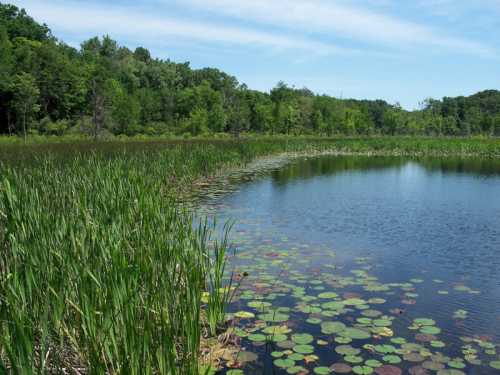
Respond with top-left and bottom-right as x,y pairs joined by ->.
344,298 -> 366,306
339,328 -> 371,340
287,366 -> 308,374
293,344 -> 315,354
345,355 -> 364,364
314,367 -> 331,374
375,365 -> 403,375
335,345 -> 361,356
447,360 -> 465,369
235,311 -> 255,319
414,318 -> 436,326
274,358 -> 296,368
318,292 -> 339,299
383,355 -> 402,364
490,361 -> 500,370
419,326 -> 441,335
248,333 -> 266,342
321,321 -> 346,334
289,353 -> 305,361
353,366 -> 374,375
292,333 -> 314,345
330,363 -> 352,374
365,360 -> 383,368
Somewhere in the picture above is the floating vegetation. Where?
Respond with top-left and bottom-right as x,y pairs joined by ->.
206,220 -> 500,374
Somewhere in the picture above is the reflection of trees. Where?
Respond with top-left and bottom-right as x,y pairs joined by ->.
271,156 -> 500,185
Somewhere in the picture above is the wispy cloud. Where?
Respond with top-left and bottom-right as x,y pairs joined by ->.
9,0 -> 360,56
180,0 -> 496,57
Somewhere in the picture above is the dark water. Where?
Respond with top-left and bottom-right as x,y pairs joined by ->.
201,156 -> 500,375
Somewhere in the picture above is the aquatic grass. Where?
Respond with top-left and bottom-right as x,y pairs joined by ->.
0,151 -> 241,373
204,222 -> 237,337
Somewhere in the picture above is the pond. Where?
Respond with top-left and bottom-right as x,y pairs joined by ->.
200,156 -> 500,375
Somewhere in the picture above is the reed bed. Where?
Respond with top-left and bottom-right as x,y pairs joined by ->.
1,137 -> 500,374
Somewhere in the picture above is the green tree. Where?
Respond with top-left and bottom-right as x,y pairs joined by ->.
494,115 -> 500,137
186,107 -> 209,136
0,25 -> 13,90
10,72 -> 40,141
109,82 -> 141,135
208,103 -> 226,133
311,110 -> 325,133
442,116 -> 459,135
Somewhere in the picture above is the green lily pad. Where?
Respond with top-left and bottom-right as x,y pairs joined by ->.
447,360 -> 465,369
322,301 -> 345,310
383,355 -> 401,364
248,333 -> 266,342
274,358 -> 296,368
263,325 -> 291,335
318,292 -> 339,299
345,355 -> 364,364
414,318 -> 436,326
292,333 -> 314,345
293,344 -> 315,354
340,328 -> 371,340
258,312 -> 289,322
344,298 -> 366,306
288,366 -> 308,374
431,341 -> 446,348
335,345 -> 361,356
353,366 -> 374,374
375,345 -> 396,354
307,317 -> 323,324
336,338 -> 353,345
373,319 -> 392,327
390,338 -> 406,345
490,361 -> 500,369
248,300 -> 272,309
314,367 -> 331,374
419,326 -> 441,335
235,310 -> 255,319
270,334 -> 288,343
365,359 -> 383,367
321,321 -> 346,334
289,353 -> 305,361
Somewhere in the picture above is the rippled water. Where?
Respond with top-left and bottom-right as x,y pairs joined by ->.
201,156 -> 500,375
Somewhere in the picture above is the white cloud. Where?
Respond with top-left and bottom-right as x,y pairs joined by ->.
180,0 -> 496,57
9,0 -> 359,56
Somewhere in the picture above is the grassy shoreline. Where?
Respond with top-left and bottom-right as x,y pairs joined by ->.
1,137 -> 500,374
2,136 -> 500,159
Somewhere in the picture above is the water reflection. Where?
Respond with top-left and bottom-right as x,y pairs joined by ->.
206,155 -> 500,374
270,156 -> 500,186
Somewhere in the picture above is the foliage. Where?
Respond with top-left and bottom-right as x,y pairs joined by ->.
1,3 -> 500,139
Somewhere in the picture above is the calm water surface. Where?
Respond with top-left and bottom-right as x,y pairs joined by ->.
201,156 -> 500,375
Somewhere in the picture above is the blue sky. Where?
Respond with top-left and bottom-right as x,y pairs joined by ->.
9,0 -> 500,109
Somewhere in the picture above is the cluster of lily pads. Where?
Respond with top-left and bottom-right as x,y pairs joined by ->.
209,230 -> 500,375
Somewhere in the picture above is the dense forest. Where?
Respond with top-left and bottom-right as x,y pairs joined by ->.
1,3 -> 500,139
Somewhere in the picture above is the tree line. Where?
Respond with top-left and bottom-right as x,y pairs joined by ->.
1,3 -> 500,139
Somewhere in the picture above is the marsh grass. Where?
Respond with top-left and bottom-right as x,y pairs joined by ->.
1,137 -> 500,374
